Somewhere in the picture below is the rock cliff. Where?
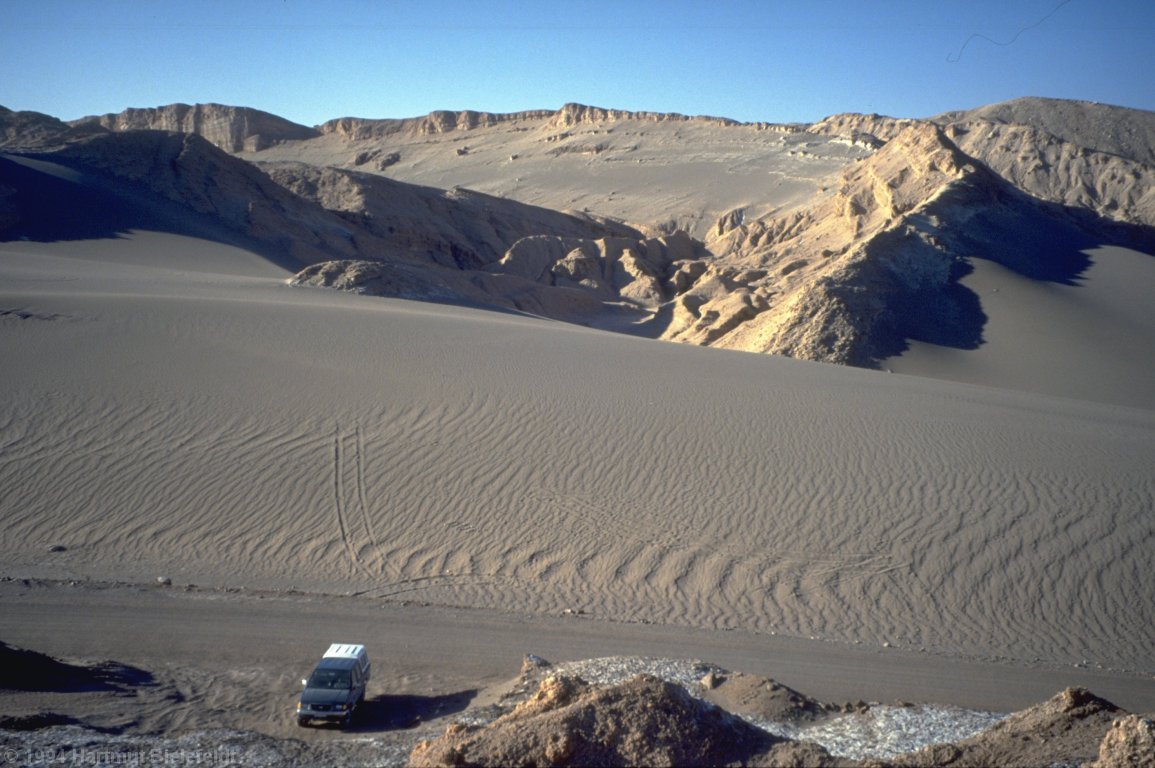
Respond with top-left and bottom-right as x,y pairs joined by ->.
317,102 -> 794,141
72,103 -> 320,152
320,109 -> 555,141
546,102 -> 743,129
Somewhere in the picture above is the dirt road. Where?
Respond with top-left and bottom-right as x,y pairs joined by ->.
2,578 -> 1152,745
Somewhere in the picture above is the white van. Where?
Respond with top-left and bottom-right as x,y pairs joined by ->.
296,643 -> 371,727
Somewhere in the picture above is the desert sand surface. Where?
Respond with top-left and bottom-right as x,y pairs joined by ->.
2,97 -> 1154,764
886,244 -> 1155,404
3,223 -> 1153,667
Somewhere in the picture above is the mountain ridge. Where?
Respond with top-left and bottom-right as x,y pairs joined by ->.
3,96 -> 1152,405
70,103 -> 321,153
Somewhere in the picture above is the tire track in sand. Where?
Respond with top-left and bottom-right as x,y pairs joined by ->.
332,424 -> 377,581
352,422 -> 388,577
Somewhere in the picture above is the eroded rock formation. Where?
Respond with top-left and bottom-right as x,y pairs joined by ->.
71,103 -> 320,152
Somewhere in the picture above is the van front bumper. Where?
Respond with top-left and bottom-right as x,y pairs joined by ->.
296,702 -> 353,724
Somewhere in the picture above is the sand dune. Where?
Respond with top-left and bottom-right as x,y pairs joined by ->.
2,215 -> 1152,676
888,245 -> 1155,405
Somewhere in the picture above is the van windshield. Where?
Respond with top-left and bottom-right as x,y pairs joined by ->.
307,669 -> 352,689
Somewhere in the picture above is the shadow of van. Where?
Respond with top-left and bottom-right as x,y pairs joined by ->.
342,689 -> 478,733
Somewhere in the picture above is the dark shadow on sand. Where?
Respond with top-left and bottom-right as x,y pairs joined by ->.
344,689 -> 478,733
870,180 -> 1155,366
0,153 -> 302,273
0,640 -> 154,693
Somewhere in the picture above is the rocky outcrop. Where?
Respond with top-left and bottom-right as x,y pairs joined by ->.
9,97 -> 1153,379
660,114 -> 1155,366
699,670 -> 830,726
495,230 -> 704,306
943,120 -> 1155,226
319,109 -> 555,141
304,106 -> 1152,369
262,162 -> 639,270
1,107 -> 67,149
663,123 -> 990,364
71,103 -> 320,152
290,259 -> 462,302
546,102 -> 743,130
807,113 -> 918,146
1088,714 -> 1155,768
891,687 -> 1122,767
290,227 -> 708,324
407,674 -> 820,768
933,96 -> 1155,166
810,100 -> 1155,228
0,106 -> 105,150
725,122 -> 982,258
318,103 -> 796,141
39,130 -> 373,265
291,257 -> 610,322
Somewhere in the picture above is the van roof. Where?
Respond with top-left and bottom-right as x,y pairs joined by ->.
314,657 -> 357,671
323,643 -> 366,660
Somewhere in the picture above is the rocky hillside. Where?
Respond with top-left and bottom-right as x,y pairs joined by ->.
808,100 -> 1155,228
409,673 -> 831,767
19,130 -> 369,267
891,687 -> 1137,768
942,120 -> 1155,227
261,162 -> 641,270
0,110 -> 652,321
71,103 -> 320,152
406,654 -> 1153,768
318,102 -> 758,142
665,120 -> 1150,365
0,107 -> 66,148
4,98 -> 1152,380
933,96 -> 1155,166
320,108 -> 556,141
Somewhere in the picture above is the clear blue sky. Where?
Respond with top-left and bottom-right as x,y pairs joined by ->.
2,0 -> 1152,126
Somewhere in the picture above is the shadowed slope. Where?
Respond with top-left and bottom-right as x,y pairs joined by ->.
0,641 -> 151,693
